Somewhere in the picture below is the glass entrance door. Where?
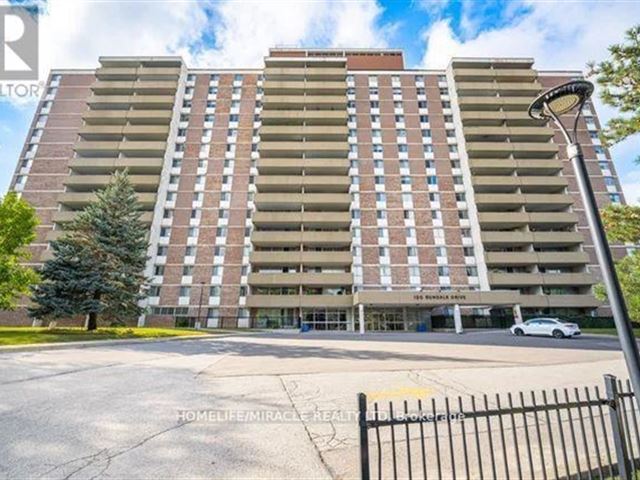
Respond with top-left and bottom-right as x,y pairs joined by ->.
365,308 -> 405,331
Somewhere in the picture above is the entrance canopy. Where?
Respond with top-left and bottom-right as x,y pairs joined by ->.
354,289 -> 521,308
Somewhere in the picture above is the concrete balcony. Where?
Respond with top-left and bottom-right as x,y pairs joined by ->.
262,95 -> 347,109
254,193 -> 351,210
475,193 -> 525,210
249,251 -> 300,266
475,193 -> 573,211
481,231 -> 535,246
53,210 -> 154,224
129,95 -> 176,108
67,157 -> 164,174
262,80 -> 347,95
63,174 -> 160,192
465,142 -> 558,158
460,111 -> 543,127
472,176 -> 567,193
259,125 -> 348,141
488,272 -> 594,287
528,212 -> 579,227
91,80 -> 178,95
464,126 -> 554,141
484,251 -> 589,266
97,63 -> 181,79
524,194 -> 574,210
300,251 -> 352,266
478,212 -> 578,228
456,81 -> 542,96
458,96 -> 533,111
481,231 -> 584,247
87,94 -> 175,109
249,251 -> 352,267
259,141 -> 348,157
78,125 -> 170,141
542,273 -> 594,286
453,68 -> 538,82
264,67 -> 346,80
58,192 -> 157,209
260,110 -> 348,125
248,272 -> 352,287
302,193 -> 351,210
536,251 -> 590,265
251,230 -> 352,247
252,211 -> 351,228
469,159 -> 562,175
118,141 -> 167,156
246,294 -> 353,309
73,141 -> 120,156
82,110 -> 173,125
75,140 -> 167,157
95,67 -> 137,80
257,158 -> 349,175
531,231 -> 585,246
255,175 -> 350,193
136,66 -> 181,79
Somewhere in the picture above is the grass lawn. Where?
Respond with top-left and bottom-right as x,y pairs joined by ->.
582,328 -> 640,338
0,326 -> 209,347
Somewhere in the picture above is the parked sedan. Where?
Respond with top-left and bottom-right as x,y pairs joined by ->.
510,318 -> 581,339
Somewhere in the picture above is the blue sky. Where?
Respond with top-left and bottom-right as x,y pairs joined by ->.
1,0 -> 639,201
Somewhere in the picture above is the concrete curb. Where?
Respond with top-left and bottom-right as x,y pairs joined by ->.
0,333 -> 221,354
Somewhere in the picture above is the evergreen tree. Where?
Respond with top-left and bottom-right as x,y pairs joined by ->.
30,171 -> 149,329
588,25 -> 640,147
29,233 -> 109,324
0,193 -> 39,309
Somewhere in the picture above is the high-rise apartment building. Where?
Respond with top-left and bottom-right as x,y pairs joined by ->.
3,48 -> 627,330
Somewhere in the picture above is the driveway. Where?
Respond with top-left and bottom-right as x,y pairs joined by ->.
0,331 -> 628,479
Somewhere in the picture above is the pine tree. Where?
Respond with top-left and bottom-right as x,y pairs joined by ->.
30,171 -> 149,329
588,25 -> 640,147
86,170 -> 149,325
29,233 -> 109,324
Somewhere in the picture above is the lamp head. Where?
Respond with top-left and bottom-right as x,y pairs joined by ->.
528,80 -> 594,120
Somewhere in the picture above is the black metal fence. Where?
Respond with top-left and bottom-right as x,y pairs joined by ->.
358,375 -> 640,479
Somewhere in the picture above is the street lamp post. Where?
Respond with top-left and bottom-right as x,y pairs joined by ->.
528,80 -> 640,406
196,281 -> 205,330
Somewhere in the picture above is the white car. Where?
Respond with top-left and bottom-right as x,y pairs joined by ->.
510,317 -> 581,339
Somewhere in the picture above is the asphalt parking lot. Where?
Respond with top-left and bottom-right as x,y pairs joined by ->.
0,330 -> 629,479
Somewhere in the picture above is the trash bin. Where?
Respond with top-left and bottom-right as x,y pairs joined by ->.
416,322 -> 427,332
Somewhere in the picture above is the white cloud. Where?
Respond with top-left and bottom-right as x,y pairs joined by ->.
193,0 -> 390,68
420,0 -> 640,199
37,1 -> 209,72
1,0 -> 390,100
34,0 -> 390,73
619,171 -> 640,206
421,1 -> 640,70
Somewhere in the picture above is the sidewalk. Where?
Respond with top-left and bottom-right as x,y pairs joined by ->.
0,332 -> 218,354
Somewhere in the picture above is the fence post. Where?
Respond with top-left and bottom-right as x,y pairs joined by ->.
604,374 -> 632,479
358,393 -> 371,480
